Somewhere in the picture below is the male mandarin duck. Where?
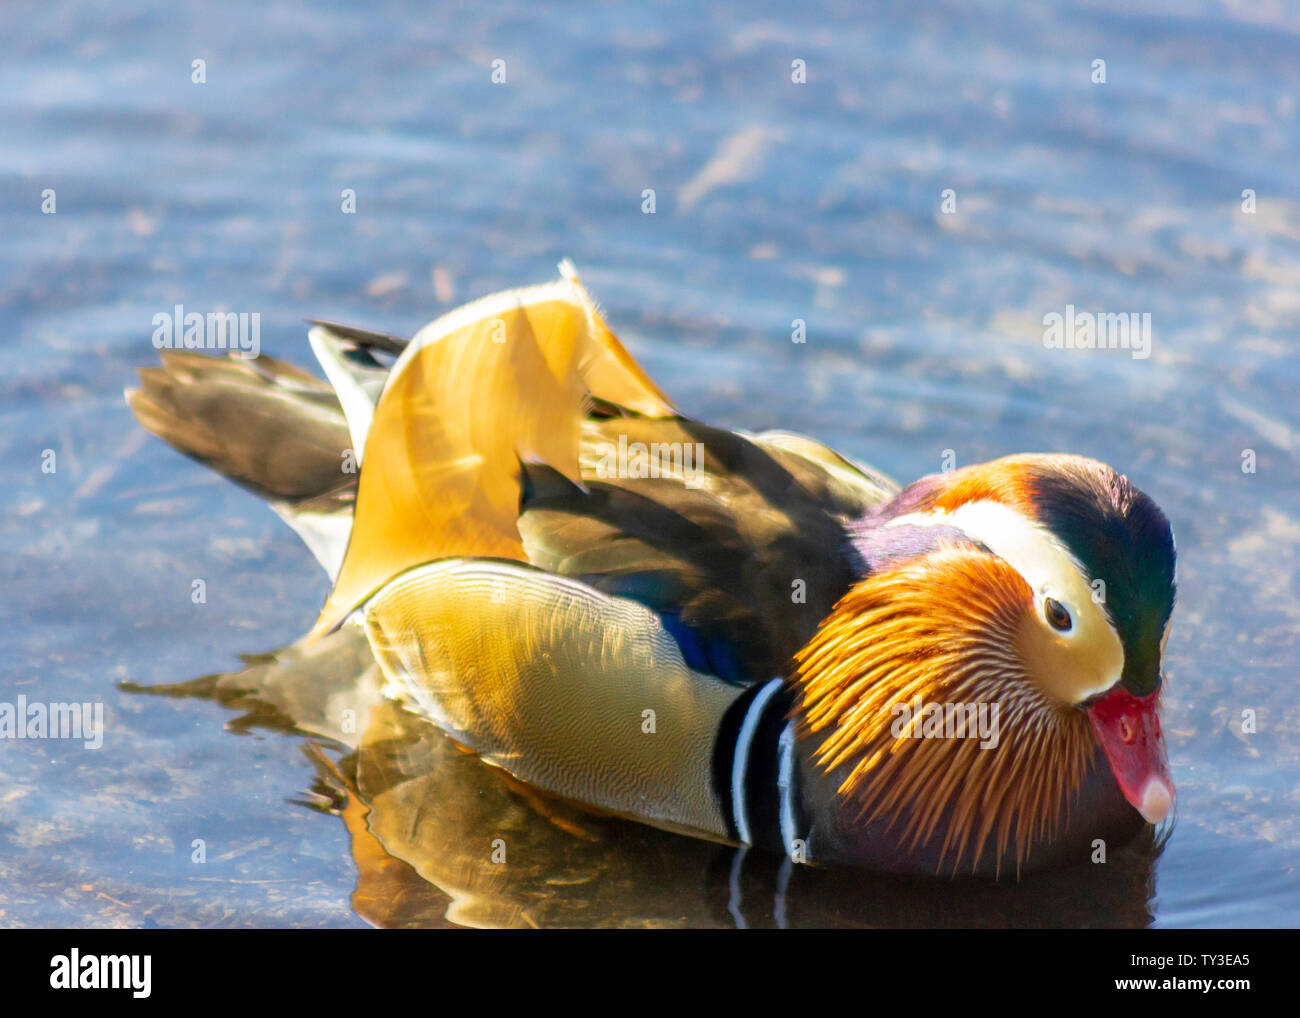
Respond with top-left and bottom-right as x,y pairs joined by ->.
127,262 -> 1177,878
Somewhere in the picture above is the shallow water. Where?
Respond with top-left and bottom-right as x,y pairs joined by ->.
1,0 -> 1297,927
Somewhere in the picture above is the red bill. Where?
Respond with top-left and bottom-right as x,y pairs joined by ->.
1086,685 -> 1174,824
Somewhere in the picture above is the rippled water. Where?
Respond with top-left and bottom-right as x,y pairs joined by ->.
1,0 -> 1297,927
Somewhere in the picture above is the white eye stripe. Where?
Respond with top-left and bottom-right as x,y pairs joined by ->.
885,501 -> 1086,599
884,499 -> 1124,699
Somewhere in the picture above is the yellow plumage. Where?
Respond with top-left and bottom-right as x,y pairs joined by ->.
364,558 -> 740,839
314,272 -> 675,634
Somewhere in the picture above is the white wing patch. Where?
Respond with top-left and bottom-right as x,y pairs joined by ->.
271,505 -> 353,580
308,327 -> 383,465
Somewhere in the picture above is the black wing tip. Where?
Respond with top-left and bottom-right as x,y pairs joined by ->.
304,318 -> 410,355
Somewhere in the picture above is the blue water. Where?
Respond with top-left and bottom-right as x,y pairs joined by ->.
1,0 -> 1297,927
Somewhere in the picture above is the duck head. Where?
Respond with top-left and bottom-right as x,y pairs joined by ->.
794,454 -> 1176,875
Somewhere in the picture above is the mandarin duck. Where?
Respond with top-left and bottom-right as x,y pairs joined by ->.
127,262 -> 1177,878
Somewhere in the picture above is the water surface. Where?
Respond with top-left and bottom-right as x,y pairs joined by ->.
1,0 -> 1297,927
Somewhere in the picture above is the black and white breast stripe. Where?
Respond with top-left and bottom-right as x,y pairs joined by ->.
712,678 -> 807,860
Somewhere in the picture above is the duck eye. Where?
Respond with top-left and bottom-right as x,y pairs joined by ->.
1043,597 -> 1072,632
